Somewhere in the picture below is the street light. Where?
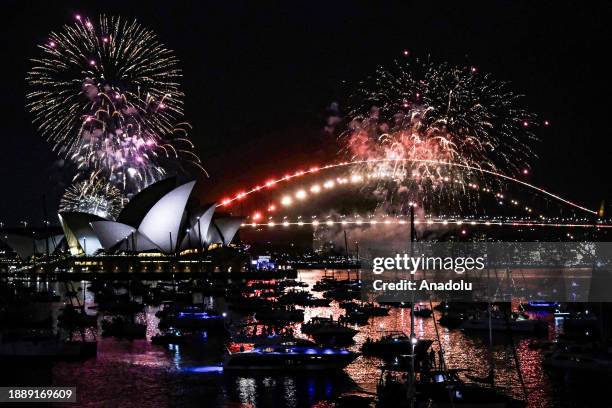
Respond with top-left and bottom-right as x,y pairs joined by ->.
186,228 -> 192,249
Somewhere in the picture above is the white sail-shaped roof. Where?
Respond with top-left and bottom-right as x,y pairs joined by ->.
138,181 -> 196,253
91,221 -> 136,250
180,203 -> 217,250
1,234 -> 36,259
91,221 -> 160,252
206,222 -> 223,246
207,217 -> 243,246
59,213 -> 103,256
34,235 -> 64,255
117,177 -> 177,226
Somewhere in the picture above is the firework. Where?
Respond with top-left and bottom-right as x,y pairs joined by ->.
342,56 -> 538,209
27,15 -> 204,193
60,177 -> 125,219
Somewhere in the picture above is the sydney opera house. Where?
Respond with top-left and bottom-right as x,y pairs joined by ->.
1,178 -> 243,266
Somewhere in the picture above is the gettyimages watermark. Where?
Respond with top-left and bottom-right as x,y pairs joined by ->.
361,242 -> 612,302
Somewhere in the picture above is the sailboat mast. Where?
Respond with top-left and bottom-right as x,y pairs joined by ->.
409,204 -> 416,405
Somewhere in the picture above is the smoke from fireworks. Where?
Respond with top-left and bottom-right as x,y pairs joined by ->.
27,14 -> 204,193
342,56 -> 539,210
60,177 -> 125,219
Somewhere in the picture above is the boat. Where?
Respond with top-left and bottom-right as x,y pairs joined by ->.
339,302 -> 386,321
254,306 -> 304,323
277,279 -> 308,288
323,287 -> 360,301
520,301 -> 560,312
301,317 -> 358,344
543,350 -> 612,372
377,368 -> 525,407
278,290 -> 331,307
527,339 -> 554,350
231,334 -> 313,347
312,277 -> 359,292
437,302 -> 489,327
375,296 -> 412,308
228,296 -> 274,313
459,312 -> 547,334
339,301 -> 359,310
331,394 -> 374,408
360,303 -> 390,316
413,304 -> 433,318
249,281 -> 278,290
224,343 -> 358,371
342,310 -> 370,325
301,297 -> 333,307
152,330 -> 209,345
362,333 -> 432,358
158,310 -> 227,332
438,311 -> 465,328
232,323 -> 301,345
312,276 -> 342,292
558,309 -> 599,340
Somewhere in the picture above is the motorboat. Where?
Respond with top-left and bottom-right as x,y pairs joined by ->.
254,306 -> 304,323
323,287 -> 360,301
360,303 -> 390,317
362,332 -> 432,358
278,290 -> 331,307
158,310 -> 227,332
519,301 -> 559,312
224,343 -> 358,371
301,317 -> 358,344
342,310 -> 370,325
152,329 -> 210,346
459,312 -> 547,334
413,304 -> 433,318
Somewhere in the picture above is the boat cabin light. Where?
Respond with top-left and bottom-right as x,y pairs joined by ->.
184,366 -> 223,374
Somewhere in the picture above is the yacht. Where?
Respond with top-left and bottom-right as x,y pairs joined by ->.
459,312 -> 547,334
413,304 -> 433,317
158,310 -> 227,332
254,306 -> 304,323
363,333 -> 432,358
224,343 -> 358,371
301,317 -> 358,344
520,301 -> 559,312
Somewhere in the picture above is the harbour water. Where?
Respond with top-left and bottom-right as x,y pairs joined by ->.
10,269 -> 612,407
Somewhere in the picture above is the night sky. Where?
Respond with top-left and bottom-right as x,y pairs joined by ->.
2,1 -> 611,225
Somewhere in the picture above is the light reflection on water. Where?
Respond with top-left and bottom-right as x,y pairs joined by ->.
14,270 -> 611,407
